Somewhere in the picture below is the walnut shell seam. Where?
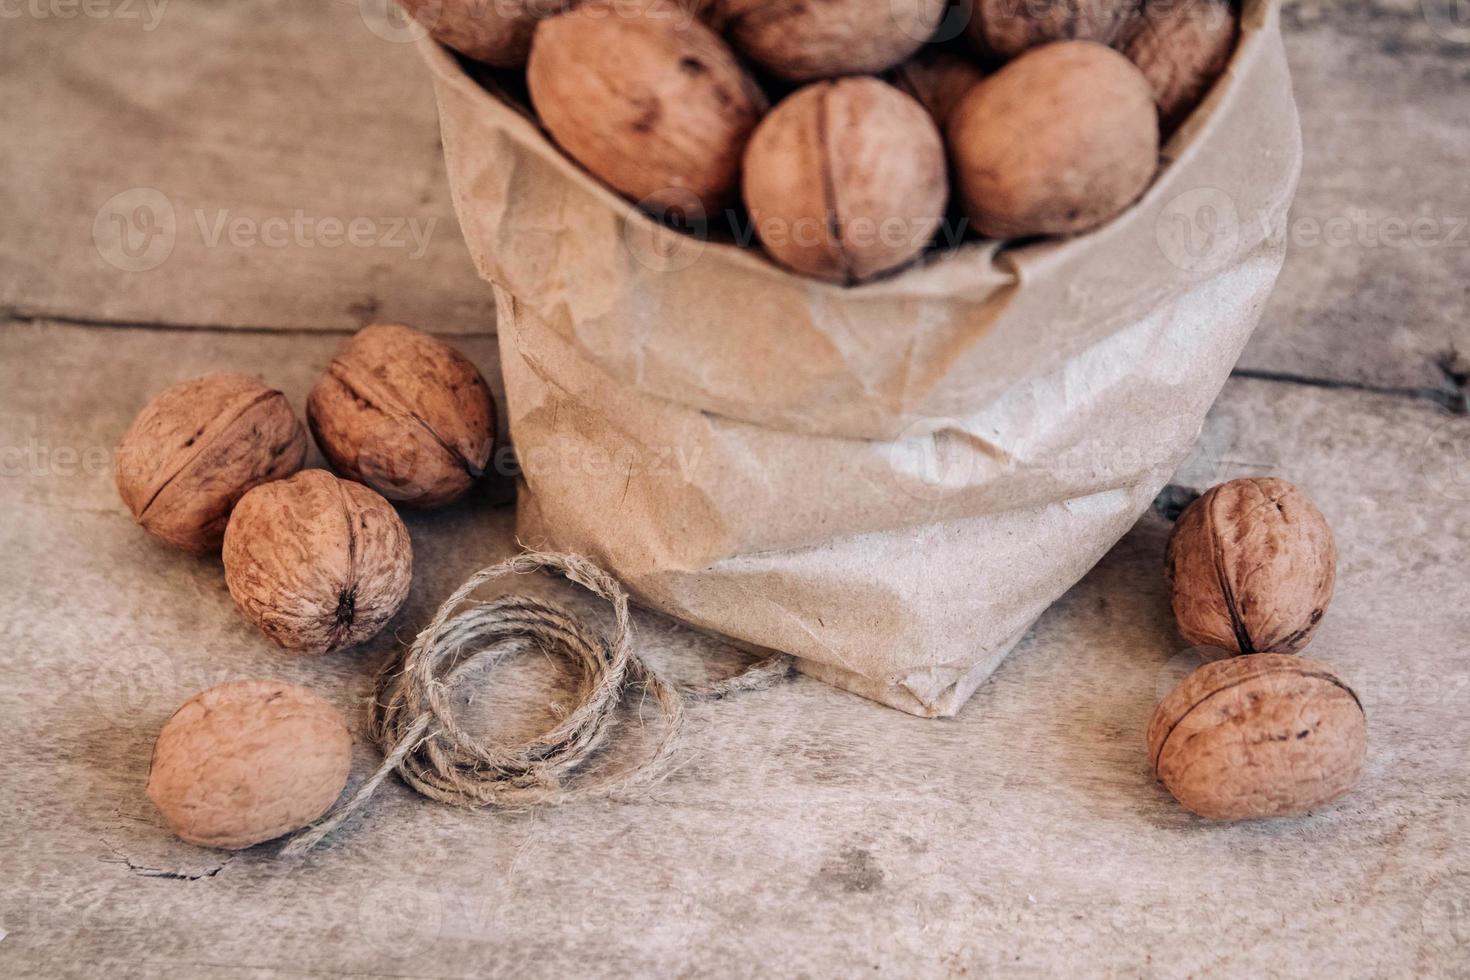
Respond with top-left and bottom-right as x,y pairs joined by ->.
1149,666 -> 1365,773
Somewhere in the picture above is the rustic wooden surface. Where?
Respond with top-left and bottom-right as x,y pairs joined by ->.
1,1 -> 1467,977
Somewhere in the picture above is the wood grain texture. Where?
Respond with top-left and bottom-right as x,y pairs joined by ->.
1245,0 -> 1470,396
0,322 -> 1466,976
0,0 -> 1463,390
2,0 -> 1469,974
0,1 -> 494,334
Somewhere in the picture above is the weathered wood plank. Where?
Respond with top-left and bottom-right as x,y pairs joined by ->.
0,1 -> 494,334
0,320 -> 1465,977
3,0 -> 1466,400
1251,0 -> 1470,397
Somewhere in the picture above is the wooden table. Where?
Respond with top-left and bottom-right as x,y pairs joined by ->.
2,2 -> 1467,976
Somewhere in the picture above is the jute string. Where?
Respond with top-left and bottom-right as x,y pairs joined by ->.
283,551 -> 792,855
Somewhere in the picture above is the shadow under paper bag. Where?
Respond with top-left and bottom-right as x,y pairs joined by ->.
417,0 -> 1302,717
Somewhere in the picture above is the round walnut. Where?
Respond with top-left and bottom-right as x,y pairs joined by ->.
527,2 -> 767,215
397,0 -> 574,68
1167,477 -> 1337,654
742,78 -> 948,284
148,680 -> 352,849
964,0 -> 1134,61
115,372 -> 307,552
948,41 -> 1159,239
717,0 -> 944,82
1123,0 -> 1239,133
1148,654 -> 1367,820
223,470 -> 412,656
308,323 -> 495,508
890,50 -> 987,132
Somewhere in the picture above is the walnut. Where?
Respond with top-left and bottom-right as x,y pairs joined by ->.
964,0 -> 1134,61
397,0 -> 574,68
307,323 -> 496,508
1167,477 -> 1337,654
147,680 -> 352,849
742,78 -> 948,284
890,50 -> 988,132
222,470 -> 413,656
527,2 -> 767,215
1123,0 -> 1238,133
1148,654 -> 1367,820
717,0 -> 944,82
948,41 -> 1159,238
115,372 -> 307,553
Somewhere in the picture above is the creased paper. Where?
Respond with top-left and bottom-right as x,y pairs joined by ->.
419,0 -> 1302,716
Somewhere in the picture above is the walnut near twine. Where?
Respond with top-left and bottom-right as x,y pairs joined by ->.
283,552 -> 792,855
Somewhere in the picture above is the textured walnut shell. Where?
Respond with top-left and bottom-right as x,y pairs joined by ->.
527,3 -> 767,215
115,372 -> 308,552
1123,0 -> 1238,133
1167,477 -> 1337,654
1148,654 -> 1366,820
308,323 -> 495,508
891,50 -> 987,132
948,41 -> 1159,239
223,470 -> 412,655
718,0 -> 944,82
397,0 -> 574,68
147,680 -> 352,849
742,78 -> 947,284
964,0 -> 1134,61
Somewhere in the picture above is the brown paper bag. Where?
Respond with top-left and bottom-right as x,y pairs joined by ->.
418,0 -> 1302,716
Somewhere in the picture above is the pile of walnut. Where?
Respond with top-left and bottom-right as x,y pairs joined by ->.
407,0 -> 1239,284
117,323 -> 495,849
1153,477 -> 1367,821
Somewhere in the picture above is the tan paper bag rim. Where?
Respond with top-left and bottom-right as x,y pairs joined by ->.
416,0 -> 1281,299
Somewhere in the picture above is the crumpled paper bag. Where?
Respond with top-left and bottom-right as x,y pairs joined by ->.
418,0 -> 1301,716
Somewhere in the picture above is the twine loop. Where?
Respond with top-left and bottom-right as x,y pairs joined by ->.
284,552 -> 790,855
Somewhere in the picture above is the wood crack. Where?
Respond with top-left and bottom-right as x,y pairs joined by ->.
2,307 -> 496,340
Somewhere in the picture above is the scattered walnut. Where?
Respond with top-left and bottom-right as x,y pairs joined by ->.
308,323 -> 496,508
1167,477 -> 1337,654
1148,654 -> 1367,820
948,41 -> 1159,238
527,2 -> 767,215
965,0 -> 1134,61
742,78 -> 948,284
223,470 -> 412,656
115,372 -> 307,553
717,0 -> 944,82
1123,0 -> 1239,133
147,680 -> 352,849
398,0 -> 574,68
